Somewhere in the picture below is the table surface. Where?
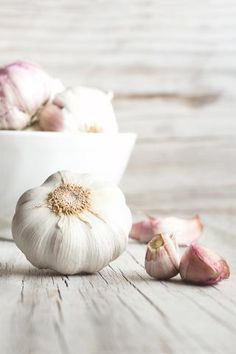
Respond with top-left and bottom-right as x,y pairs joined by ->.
0,1 -> 236,353
0,214 -> 235,354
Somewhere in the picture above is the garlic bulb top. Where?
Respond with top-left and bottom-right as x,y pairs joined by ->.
12,171 -> 132,274
38,86 -> 118,132
0,60 -> 64,130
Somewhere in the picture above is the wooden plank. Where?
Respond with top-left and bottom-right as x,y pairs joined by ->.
121,139 -> 236,214
0,213 -> 235,354
0,0 -> 236,95
115,97 -> 236,139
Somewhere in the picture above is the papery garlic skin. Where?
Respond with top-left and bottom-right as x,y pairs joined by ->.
180,244 -> 230,285
129,215 -> 203,246
130,216 -> 158,243
145,234 -> 180,280
38,86 -> 118,133
0,60 -> 64,130
12,171 -> 132,274
156,215 -> 203,246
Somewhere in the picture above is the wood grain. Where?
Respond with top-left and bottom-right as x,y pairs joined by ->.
0,0 -> 236,96
119,97 -> 236,214
0,214 -> 235,354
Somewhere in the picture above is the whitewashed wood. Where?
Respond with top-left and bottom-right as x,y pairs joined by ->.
116,97 -> 236,139
116,95 -> 236,213
121,137 -> 236,214
0,214 -> 235,354
0,0 -> 236,96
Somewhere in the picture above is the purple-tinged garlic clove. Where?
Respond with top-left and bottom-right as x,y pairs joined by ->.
180,244 -> 230,285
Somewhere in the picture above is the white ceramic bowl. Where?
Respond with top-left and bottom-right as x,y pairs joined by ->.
0,131 -> 136,235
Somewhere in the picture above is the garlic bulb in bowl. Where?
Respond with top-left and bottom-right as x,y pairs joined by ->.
0,60 -> 64,130
12,170 -> 132,274
38,86 -> 118,132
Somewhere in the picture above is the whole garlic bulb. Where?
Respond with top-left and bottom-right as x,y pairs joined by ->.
38,86 -> 118,132
12,171 -> 132,274
0,60 -> 64,130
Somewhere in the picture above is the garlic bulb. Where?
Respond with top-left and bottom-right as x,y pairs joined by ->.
38,86 -> 118,132
12,171 -> 132,274
0,60 -> 64,130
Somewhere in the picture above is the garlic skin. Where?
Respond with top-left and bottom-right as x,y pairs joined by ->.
12,171 -> 132,274
156,215 -> 203,246
38,101 -> 77,132
130,215 -> 203,246
0,60 -> 64,130
180,244 -> 230,285
130,216 -> 158,243
38,86 -> 118,133
145,234 -> 180,280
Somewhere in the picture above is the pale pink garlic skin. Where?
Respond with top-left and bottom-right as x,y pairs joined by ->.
157,215 -> 203,246
145,234 -> 180,280
0,60 -> 64,130
38,101 -> 77,132
38,104 -> 64,131
130,215 -> 203,246
130,216 -> 158,243
180,244 -> 230,285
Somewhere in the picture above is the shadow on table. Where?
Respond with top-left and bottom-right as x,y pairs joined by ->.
0,266 -> 215,287
0,236 -> 14,242
0,263 -> 111,278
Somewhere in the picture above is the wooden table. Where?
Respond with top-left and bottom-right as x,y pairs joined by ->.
0,1 -> 236,353
0,214 -> 235,354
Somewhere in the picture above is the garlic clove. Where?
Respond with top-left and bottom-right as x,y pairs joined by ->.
179,244 -> 230,285
15,185 -> 52,212
0,60 -> 64,130
12,171 -> 132,274
12,205 -> 59,270
145,234 -> 180,280
40,86 -> 118,133
129,215 -> 203,246
129,216 -> 158,243
156,215 -> 203,246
